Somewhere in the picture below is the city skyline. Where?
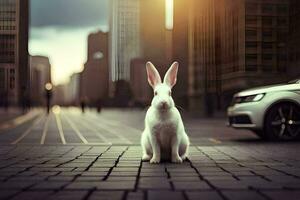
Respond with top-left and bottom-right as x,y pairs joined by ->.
29,0 -> 109,85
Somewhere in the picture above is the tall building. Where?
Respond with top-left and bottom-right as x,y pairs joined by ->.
30,55 -> 51,106
187,0 -> 221,115
289,0 -> 300,78
0,0 -> 29,106
109,0 -> 140,82
130,58 -> 151,106
188,0 -> 290,115
140,0 -> 169,66
80,31 -> 109,106
220,0 -> 290,107
172,0 -> 192,108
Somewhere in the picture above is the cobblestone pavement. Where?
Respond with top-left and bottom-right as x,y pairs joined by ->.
0,144 -> 299,200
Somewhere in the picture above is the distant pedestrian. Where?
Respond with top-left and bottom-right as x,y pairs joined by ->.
80,97 -> 87,113
96,99 -> 102,113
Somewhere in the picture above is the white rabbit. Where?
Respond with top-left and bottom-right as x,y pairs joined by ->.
141,61 -> 190,164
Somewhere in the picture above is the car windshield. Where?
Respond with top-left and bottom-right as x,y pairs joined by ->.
288,78 -> 300,84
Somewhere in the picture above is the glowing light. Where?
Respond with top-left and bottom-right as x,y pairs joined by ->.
165,0 -> 174,30
45,82 -> 53,91
52,105 -> 61,114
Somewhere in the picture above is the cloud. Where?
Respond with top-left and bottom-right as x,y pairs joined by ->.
30,0 -> 109,28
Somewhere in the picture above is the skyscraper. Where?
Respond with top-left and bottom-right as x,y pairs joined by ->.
0,0 -> 29,106
80,31 -> 109,105
188,0 -> 290,115
289,0 -> 300,77
109,0 -> 140,82
30,55 -> 51,106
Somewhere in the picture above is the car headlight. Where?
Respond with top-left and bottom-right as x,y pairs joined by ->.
234,93 -> 265,104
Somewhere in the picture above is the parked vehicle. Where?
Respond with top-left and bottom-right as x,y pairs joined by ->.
227,78 -> 300,140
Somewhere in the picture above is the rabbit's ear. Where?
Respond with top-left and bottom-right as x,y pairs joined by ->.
164,62 -> 178,88
146,62 -> 162,88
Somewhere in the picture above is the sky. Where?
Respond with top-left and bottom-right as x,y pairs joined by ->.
29,0 -> 109,85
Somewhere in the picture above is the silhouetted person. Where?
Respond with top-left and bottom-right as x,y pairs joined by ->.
80,99 -> 86,113
45,90 -> 52,114
44,83 -> 53,114
97,99 -> 102,113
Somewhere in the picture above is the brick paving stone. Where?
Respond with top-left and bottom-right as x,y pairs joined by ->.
106,176 -> 136,181
139,177 -> 171,189
75,176 -> 104,181
186,191 -> 223,200
88,191 -> 124,200
126,191 -> 144,200
10,191 -> 52,200
173,181 -> 211,190
0,190 -> 19,199
47,176 -> 75,181
109,171 -> 138,176
148,190 -> 185,200
31,181 -> 69,190
262,191 -> 300,200
209,180 -> 249,189
170,176 -> 201,181
222,190 -> 266,200
0,181 -> 37,190
46,190 -> 88,200
97,181 -> 135,190
65,181 -> 99,190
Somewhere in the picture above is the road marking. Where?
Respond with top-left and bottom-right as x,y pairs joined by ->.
63,113 -> 88,144
209,138 -> 222,144
85,113 -> 132,144
11,115 -> 44,145
40,115 -> 50,144
77,117 -> 112,144
55,113 -> 66,144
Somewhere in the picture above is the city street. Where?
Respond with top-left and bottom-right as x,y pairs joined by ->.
0,108 -> 299,200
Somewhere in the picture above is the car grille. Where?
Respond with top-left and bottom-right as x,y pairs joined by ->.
229,115 -> 252,124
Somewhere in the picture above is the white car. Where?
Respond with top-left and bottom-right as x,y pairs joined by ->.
228,78 -> 300,140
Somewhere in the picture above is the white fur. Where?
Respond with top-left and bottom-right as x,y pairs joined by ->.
141,61 -> 190,164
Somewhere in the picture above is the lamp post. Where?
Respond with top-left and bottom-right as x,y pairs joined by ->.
45,83 -> 53,114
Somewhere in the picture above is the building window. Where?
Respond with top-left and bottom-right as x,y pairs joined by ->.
246,42 -> 257,48
245,64 -> 257,71
245,3 -> 257,14
262,65 -> 273,72
246,30 -> 257,37
262,4 -> 273,13
278,54 -> 287,61
0,68 -> 5,89
277,5 -> 288,14
277,18 -> 287,26
262,17 -> 273,26
246,54 -> 257,60
262,30 -> 273,39
262,42 -> 273,49
245,16 -> 257,25
262,54 -> 273,60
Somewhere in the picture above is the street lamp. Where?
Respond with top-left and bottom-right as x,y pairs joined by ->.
45,82 -> 53,114
45,83 -> 53,91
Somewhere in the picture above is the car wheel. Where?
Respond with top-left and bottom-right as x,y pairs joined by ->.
264,103 -> 300,141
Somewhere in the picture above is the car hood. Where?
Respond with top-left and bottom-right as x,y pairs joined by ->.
236,83 -> 300,97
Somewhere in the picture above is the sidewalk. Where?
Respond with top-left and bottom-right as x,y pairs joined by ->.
0,144 -> 299,200
0,108 -> 42,131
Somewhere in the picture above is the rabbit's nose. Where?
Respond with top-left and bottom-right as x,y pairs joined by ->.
160,101 -> 168,109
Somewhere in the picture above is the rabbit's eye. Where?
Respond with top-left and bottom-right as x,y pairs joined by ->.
169,91 -> 171,96
154,91 -> 158,96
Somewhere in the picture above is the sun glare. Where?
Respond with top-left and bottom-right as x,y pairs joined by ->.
165,0 -> 174,30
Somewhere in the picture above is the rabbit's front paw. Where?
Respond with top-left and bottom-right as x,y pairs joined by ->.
150,156 -> 160,164
142,154 -> 151,161
172,156 -> 183,163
